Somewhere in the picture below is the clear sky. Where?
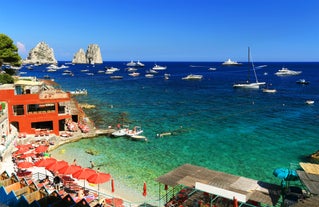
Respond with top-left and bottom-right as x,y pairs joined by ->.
1,0 -> 319,62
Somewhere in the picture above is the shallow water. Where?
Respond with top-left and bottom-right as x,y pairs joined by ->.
22,61 -> 319,200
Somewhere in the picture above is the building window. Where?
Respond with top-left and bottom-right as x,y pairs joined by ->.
13,105 -> 24,116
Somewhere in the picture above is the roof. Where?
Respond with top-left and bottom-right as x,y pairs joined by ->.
156,164 -> 281,206
15,79 -> 43,86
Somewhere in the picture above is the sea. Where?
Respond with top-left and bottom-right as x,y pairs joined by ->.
18,61 -> 319,202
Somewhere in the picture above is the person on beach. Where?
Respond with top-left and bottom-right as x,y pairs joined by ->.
90,160 -> 95,168
73,159 -> 77,166
53,175 -> 61,190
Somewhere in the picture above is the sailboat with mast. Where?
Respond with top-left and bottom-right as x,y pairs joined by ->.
233,47 -> 265,89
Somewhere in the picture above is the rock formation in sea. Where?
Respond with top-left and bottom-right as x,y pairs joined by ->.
23,42 -> 57,64
72,44 -> 103,64
72,48 -> 87,64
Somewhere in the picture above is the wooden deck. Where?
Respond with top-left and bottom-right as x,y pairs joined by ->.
156,164 -> 281,206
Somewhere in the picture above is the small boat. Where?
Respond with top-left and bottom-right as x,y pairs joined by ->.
125,126 -> 143,137
111,129 -> 127,137
129,72 -> 140,77
152,64 -> 167,70
126,67 -> 137,72
145,74 -> 154,78
233,47 -> 265,89
275,67 -> 302,76
263,88 -> 277,93
182,74 -> 203,80
305,100 -> 314,105
136,61 -> 145,67
105,67 -> 120,73
222,59 -> 242,66
208,67 -> 216,71
164,73 -> 170,80
110,75 -> 123,79
296,79 -> 309,84
70,89 -> 88,95
126,61 -> 137,67
80,69 -> 89,72
130,135 -> 148,141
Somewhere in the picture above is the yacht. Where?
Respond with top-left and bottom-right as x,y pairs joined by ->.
275,67 -> 302,76
222,59 -> 242,66
126,61 -> 137,67
182,74 -> 203,80
136,61 -> 145,67
152,64 -> 167,70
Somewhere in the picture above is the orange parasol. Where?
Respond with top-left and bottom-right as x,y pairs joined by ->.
17,161 -> 34,169
46,160 -> 68,172
34,157 -> 57,167
35,145 -> 49,153
58,164 -> 82,175
143,182 -> 147,197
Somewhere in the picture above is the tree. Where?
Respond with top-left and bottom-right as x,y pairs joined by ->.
0,73 -> 14,84
0,34 -> 21,67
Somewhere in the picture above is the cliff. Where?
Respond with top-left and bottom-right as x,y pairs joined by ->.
72,44 -> 103,64
23,42 -> 57,64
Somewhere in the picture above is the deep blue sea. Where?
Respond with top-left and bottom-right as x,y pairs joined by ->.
19,61 -> 319,201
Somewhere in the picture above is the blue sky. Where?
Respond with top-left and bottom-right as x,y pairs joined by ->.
1,0 -> 319,62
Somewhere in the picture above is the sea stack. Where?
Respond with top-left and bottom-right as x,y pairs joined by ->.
23,42 -> 57,64
72,48 -> 87,64
72,44 -> 103,64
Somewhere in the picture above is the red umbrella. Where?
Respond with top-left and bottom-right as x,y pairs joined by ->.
17,161 -> 34,169
111,179 -> 115,193
46,160 -> 68,172
72,168 -> 96,188
35,145 -> 49,153
20,152 -> 36,159
72,168 -> 96,180
34,157 -> 57,167
143,182 -> 147,197
58,164 -> 82,175
87,172 -> 111,184
13,147 -> 30,156
87,172 -> 111,199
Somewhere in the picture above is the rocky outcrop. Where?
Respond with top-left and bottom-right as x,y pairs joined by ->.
23,42 -> 57,64
72,44 -> 103,64
72,48 -> 86,64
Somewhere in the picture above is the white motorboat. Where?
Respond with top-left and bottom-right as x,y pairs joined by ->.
182,74 -> 203,80
263,88 -> 277,93
105,67 -> 120,73
152,64 -> 167,70
222,59 -> 242,66
125,126 -> 143,137
275,67 -> 302,76
126,61 -> 137,67
305,100 -> 314,105
233,47 -> 265,89
145,74 -> 154,78
110,75 -> 123,79
296,79 -> 309,84
136,61 -> 145,67
129,72 -> 140,77
70,89 -> 88,95
164,73 -> 170,80
130,135 -> 148,141
112,129 -> 127,137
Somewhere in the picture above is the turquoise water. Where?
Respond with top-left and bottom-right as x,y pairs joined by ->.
21,62 -> 319,200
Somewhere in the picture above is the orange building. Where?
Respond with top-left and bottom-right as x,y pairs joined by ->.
0,77 -> 74,135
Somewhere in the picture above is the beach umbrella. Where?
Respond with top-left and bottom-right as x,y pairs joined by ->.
34,157 -> 57,167
17,161 -> 34,169
87,172 -> 111,198
72,168 -> 96,188
20,152 -> 36,159
111,179 -> 115,193
13,147 -> 30,156
35,145 -> 49,153
46,160 -> 68,172
58,164 -> 82,175
143,182 -> 147,197
87,172 -> 111,184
